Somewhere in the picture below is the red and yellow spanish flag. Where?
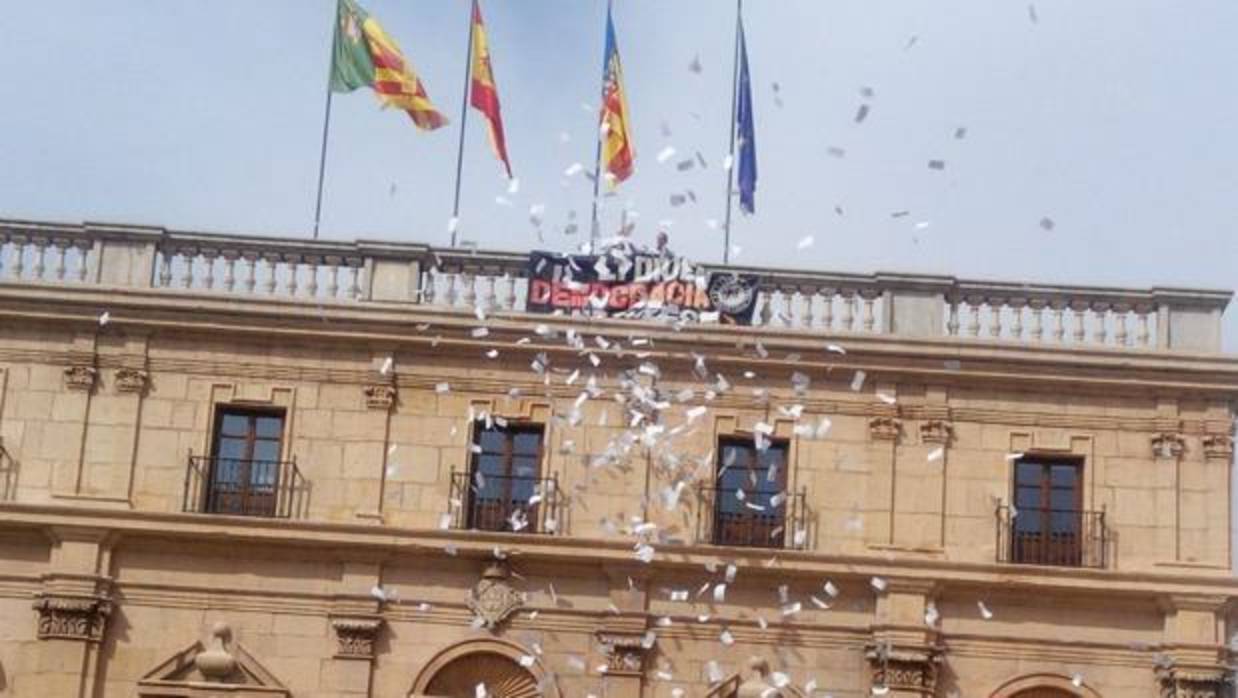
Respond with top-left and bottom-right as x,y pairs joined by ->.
469,0 -> 512,177
330,0 -> 448,131
599,5 -> 634,185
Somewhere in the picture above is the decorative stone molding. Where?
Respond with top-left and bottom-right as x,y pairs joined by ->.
1157,664 -> 1228,698
1202,434 -> 1233,460
137,621 -> 291,697
466,560 -> 525,630
63,365 -> 97,392
919,419 -> 954,444
1152,432 -> 1186,459
865,643 -> 940,696
868,416 -> 902,441
114,367 -> 149,394
596,631 -> 652,675
32,593 -> 112,642
330,616 -> 383,659
363,383 -> 396,410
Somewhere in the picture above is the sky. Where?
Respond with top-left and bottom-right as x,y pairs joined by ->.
0,0 -> 1236,562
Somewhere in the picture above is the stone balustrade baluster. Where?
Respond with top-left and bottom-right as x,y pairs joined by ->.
1113,303 -> 1130,346
347,260 -> 362,299
799,288 -> 815,329
767,289 -> 784,326
10,237 -> 25,280
461,272 -> 477,309
1091,302 -> 1111,345
756,289 -> 772,326
861,290 -> 878,332
262,254 -> 279,295
503,274 -> 517,310
484,274 -> 498,312
222,252 -> 238,292
52,239 -> 68,281
32,238 -> 47,280
1070,300 -> 1089,343
200,249 -> 219,290
1051,300 -> 1067,342
0,237 -> 6,278
1135,305 -> 1152,347
841,290 -> 857,331
966,296 -> 983,337
1028,299 -> 1046,342
158,251 -> 173,287
244,253 -> 260,294
1009,297 -> 1027,340
987,297 -> 1005,338
444,272 -> 459,307
946,297 -> 960,336
819,289 -> 835,332
73,239 -> 91,282
182,249 -> 196,289
305,257 -> 319,298
421,269 -> 437,305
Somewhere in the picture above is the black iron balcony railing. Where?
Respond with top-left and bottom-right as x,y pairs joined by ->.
448,470 -> 562,534
183,454 -> 305,518
696,485 -> 809,550
996,505 -> 1107,569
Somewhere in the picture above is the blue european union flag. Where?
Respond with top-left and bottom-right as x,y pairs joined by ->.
735,20 -> 757,214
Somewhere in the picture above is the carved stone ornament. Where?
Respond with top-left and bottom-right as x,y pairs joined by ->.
596,632 -> 651,675
114,367 -> 149,394
63,365 -> 98,392
1202,434 -> 1234,460
466,560 -> 525,630
32,593 -> 112,642
736,657 -> 786,698
1152,433 -> 1187,459
1157,664 -> 1228,698
331,616 -> 383,659
363,384 -> 396,410
865,643 -> 941,696
919,419 -> 954,445
868,416 -> 902,441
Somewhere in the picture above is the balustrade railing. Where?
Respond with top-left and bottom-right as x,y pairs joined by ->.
0,218 -> 1228,353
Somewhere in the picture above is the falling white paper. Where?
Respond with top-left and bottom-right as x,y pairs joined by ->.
850,370 -> 867,391
656,146 -> 677,163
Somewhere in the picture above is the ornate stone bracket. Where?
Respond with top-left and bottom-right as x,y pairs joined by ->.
869,417 -> 902,441
1152,432 -> 1186,459
466,560 -> 525,630
1202,434 -> 1233,460
596,631 -> 652,675
865,643 -> 941,697
363,384 -> 396,410
919,419 -> 954,445
114,367 -> 149,394
1157,664 -> 1229,698
63,365 -> 97,392
330,616 -> 383,660
32,593 -> 112,642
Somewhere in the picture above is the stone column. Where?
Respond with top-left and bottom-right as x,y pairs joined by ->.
866,392 -> 902,546
595,565 -> 652,698
323,560 -> 385,697
1156,594 -> 1230,698
866,579 -> 942,698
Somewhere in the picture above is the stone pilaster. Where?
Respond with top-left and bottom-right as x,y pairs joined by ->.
113,367 -> 149,395
865,643 -> 941,698
32,592 -> 112,642
63,364 -> 97,392
330,616 -> 383,660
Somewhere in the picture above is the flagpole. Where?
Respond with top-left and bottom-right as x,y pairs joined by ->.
722,0 -> 743,264
450,1 -> 477,248
312,2 -> 341,241
590,0 -> 613,252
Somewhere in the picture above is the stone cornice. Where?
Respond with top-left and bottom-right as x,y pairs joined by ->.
2,503 -> 1235,601
1,285 -> 1236,397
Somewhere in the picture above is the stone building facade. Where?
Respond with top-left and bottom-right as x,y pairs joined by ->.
0,219 -> 1235,697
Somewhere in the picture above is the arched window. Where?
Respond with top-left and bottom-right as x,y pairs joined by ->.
991,673 -> 1101,698
409,639 -> 560,698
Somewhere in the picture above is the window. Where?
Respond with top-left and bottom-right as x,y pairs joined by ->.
205,406 -> 286,517
1010,457 -> 1084,566
712,437 -> 789,547
465,422 -> 546,533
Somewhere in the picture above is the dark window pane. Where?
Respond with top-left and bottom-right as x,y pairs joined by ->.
1050,510 -> 1080,532
476,454 -> 504,478
1049,489 -> 1076,511
255,416 -> 283,439
1051,465 -> 1078,486
513,457 -> 539,479
220,414 -> 250,437
513,432 -> 543,456
1015,462 -> 1042,485
217,438 -> 247,461
479,429 -> 505,453
1014,509 -> 1042,533
1015,487 -> 1041,508
252,440 -> 281,464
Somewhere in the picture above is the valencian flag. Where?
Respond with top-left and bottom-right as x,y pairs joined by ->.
735,18 -> 757,214
599,5 -> 634,185
469,0 -> 512,177
330,0 -> 448,131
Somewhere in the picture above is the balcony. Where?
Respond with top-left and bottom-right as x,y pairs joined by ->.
0,218 -> 1230,353
448,470 -> 562,534
183,454 -> 306,518
696,485 -> 808,550
995,505 -> 1108,569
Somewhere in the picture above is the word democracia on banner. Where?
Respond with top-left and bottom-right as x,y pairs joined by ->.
526,252 -> 758,324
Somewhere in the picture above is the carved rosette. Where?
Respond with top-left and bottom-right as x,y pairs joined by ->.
466,561 -> 525,630
1202,434 -> 1234,460
330,616 -> 383,659
63,365 -> 97,392
868,417 -> 902,441
1152,433 -> 1186,459
364,384 -> 396,410
865,645 -> 940,696
596,632 -> 650,675
114,367 -> 149,394
919,420 -> 954,445
1157,665 -> 1228,698
32,594 -> 112,642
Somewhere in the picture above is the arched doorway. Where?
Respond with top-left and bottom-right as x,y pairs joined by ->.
1011,690 -> 1075,698
409,639 -> 560,698
991,673 -> 1101,698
